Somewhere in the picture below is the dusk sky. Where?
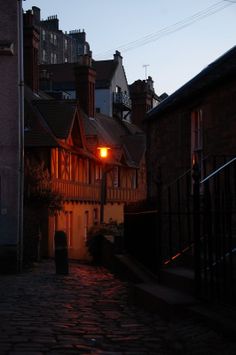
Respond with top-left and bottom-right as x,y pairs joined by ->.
23,0 -> 236,95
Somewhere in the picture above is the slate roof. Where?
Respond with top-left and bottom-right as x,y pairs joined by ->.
93,60 -> 118,89
24,85 -> 54,101
24,87 -> 59,147
33,100 -> 77,139
83,114 -> 116,147
40,63 -> 81,93
24,87 -> 145,168
24,110 -> 58,148
146,46 -> 236,119
83,113 -> 146,167
41,63 -> 75,83
40,59 -> 118,91
121,134 -> 146,166
121,120 -> 144,135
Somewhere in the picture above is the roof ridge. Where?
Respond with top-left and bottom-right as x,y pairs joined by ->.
147,45 -> 236,119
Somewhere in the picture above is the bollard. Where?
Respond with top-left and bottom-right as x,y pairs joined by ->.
54,230 -> 69,275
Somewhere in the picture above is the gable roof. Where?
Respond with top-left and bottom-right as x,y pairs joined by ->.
24,87 -> 59,147
24,106 -> 59,148
121,134 -> 146,166
146,45 -> 236,120
24,86 -> 145,168
33,100 -> 77,139
82,112 -> 146,167
25,91 -> 95,159
93,60 -> 118,89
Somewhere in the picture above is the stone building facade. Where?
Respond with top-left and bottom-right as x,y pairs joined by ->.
25,6 -> 91,65
0,0 -> 23,272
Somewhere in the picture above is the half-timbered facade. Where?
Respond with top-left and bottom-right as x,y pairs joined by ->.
25,91 -> 146,261
23,10 -> 147,262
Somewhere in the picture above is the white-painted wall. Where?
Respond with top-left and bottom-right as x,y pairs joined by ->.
95,88 -> 112,116
95,54 -> 130,118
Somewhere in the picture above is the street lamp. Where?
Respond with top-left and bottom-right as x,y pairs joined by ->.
97,147 -> 110,224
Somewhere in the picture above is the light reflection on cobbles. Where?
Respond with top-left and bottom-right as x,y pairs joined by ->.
0,261 -> 235,354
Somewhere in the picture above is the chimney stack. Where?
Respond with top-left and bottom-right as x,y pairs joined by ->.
130,78 -> 156,130
74,54 -> 96,117
23,10 -> 40,93
32,6 -> 41,25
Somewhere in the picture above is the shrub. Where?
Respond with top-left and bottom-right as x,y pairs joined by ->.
86,221 -> 123,263
25,162 -> 63,214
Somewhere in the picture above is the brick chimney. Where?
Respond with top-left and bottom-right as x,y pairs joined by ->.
74,54 -> 96,117
23,10 -> 40,93
130,77 -> 158,130
114,50 -> 123,64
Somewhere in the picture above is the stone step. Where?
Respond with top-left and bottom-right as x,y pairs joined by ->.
129,282 -> 197,320
114,254 -> 158,283
161,266 -> 195,295
187,303 -> 236,338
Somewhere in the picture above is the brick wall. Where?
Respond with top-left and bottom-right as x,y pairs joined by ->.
146,76 -> 236,200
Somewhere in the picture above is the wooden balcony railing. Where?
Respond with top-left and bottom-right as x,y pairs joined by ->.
107,186 -> 146,202
51,179 -> 146,203
51,179 -> 100,202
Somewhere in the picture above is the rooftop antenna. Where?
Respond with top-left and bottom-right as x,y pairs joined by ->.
143,64 -> 150,80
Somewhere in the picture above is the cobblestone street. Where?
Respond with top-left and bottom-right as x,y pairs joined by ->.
0,260 -> 235,355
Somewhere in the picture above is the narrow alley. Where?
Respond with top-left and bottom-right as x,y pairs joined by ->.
0,261 -> 235,355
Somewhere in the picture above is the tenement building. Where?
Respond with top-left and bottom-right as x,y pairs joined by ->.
25,6 -> 91,64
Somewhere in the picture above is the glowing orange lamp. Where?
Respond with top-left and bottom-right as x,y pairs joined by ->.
97,146 -> 110,159
97,146 -> 110,223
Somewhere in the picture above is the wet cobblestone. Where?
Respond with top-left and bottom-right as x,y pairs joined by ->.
0,260 -> 235,354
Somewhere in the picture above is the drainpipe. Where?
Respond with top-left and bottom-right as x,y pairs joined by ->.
17,0 -> 24,272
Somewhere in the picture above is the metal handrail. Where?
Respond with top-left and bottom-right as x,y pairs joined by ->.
164,154 -> 210,190
200,156 -> 236,184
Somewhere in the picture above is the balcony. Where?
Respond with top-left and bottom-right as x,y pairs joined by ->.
51,179 -> 100,202
107,186 -> 146,203
51,179 -> 145,203
113,92 -> 131,111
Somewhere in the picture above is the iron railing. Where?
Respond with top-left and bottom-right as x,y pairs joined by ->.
124,155 -> 236,305
113,92 -> 131,110
196,157 -> 236,303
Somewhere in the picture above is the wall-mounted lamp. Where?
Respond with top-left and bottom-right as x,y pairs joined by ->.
97,146 -> 110,159
97,146 -> 111,223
